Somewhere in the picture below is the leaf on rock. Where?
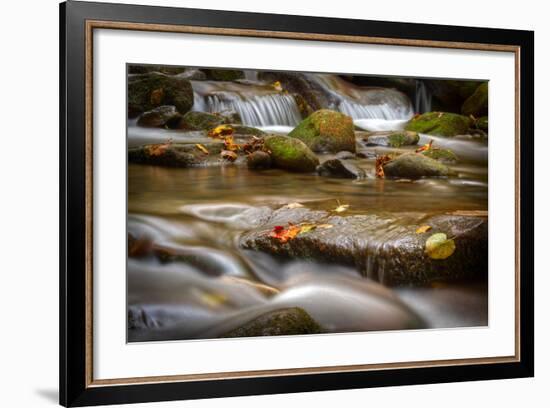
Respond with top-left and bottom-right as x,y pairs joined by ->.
195,143 -> 209,155
333,204 -> 349,213
425,233 -> 456,260
375,154 -> 392,178
269,224 -> 301,243
415,139 -> 434,153
220,150 -> 237,162
223,135 -> 240,151
416,225 -> 432,234
299,224 -> 316,234
146,139 -> 172,157
317,224 -> 334,229
272,81 -> 283,91
282,202 -> 304,209
208,124 -> 234,139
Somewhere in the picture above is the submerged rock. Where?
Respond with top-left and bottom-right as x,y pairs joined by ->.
239,208 -> 488,286
221,307 -> 323,338
288,109 -> 356,153
128,72 -> 194,117
405,112 -> 473,137
383,153 -> 451,178
317,159 -> 365,179
264,135 -> 319,172
247,150 -> 272,170
137,105 -> 180,127
365,131 -> 420,147
461,82 -> 488,117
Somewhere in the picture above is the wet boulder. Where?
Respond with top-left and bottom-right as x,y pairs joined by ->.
217,110 -> 242,124
383,153 -> 451,178
288,109 -> 356,153
475,116 -> 489,132
174,111 -> 226,131
365,130 -> 419,147
424,79 -> 483,112
128,72 -> 194,117
264,135 -> 319,172
421,148 -> 458,164
136,105 -> 181,127
461,82 -> 488,117
231,125 -> 266,137
317,159 -> 365,179
239,207 -> 488,286
128,142 -> 230,167
247,150 -> 272,170
221,307 -> 323,338
405,112 -> 473,137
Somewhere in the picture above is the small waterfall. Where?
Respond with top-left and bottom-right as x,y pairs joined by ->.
338,100 -> 411,120
414,80 -> 432,113
194,92 -> 302,127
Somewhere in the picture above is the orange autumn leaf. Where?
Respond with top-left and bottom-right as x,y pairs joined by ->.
375,154 -> 392,178
220,149 -> 237,162
223,135 -> 240,151
415,139 -> 433,153
146,139 -> 172,157
208,124 -> 234,139
416,225 -> 432,234
269,224 -> 301,243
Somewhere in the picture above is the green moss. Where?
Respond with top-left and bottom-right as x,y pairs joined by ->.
221,308 -> 323,338
405,112 -> 473,137
475,116 -> 489,132
387,131 -> 419,147
264,135 -> 319,172
205,69 -> 244,81
421,148 -> 458,163
461,82 -> 488,117
288,109 -> 355,153
231,125 -> 266,136
178,111 -> 225,131
383,153 -> 451,179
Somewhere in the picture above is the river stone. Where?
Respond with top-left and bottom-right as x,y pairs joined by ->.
421,148 -> 458,163
247,151 -> 272,170
405,112 -> 473,137
128,142 -> 232,167
128,72 -> 194,117
264,135 -> 319,172
217,110 -> 242,124
383,153 -> 451,178
136,105 -> 180,127
239,207 -> 488,286
288,109 -> 356,153
231,125 -> 266,137
175,111 -> 226,131
221,307 -> 323,338
365,131 -> 420,147
461,82 -> 488,117
317,159 -> 366,179
423,79 -> 482,112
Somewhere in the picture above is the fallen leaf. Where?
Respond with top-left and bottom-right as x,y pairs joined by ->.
375,154 -> 392,178
220,150 -> 237,162
282,202 -> 304,209
269,224 -> 301,243
437,112 -> 444,118
425,233 -> 456,260
208,124 -> 234,139
272,81 -> 283,91
195,143 -> 209,155
149,88 -> 164,105
316,224 -> 334,229
415,139 -> 434,153
299,224 -> 316,234
223,135 -> 240,151
416,225 -> 432,234
333,204 -> 349,213
146,139 -> 172,157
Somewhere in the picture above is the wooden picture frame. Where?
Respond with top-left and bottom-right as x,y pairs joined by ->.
60,1 -> 534,406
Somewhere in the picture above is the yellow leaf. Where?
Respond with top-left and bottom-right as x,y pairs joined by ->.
333,204 -> 349,213
221,150 -> 237,161
299,224 -> 316,234
195,143 -> 209,155
272,81 -> 283,91
208,124 -> 234,139
416,225 -> 432,234
317,224 -> 334,229
283,202 -> 304,209
425,233 -> 456,260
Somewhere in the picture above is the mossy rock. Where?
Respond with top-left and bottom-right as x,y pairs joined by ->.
316,159 -> 365,179
461,82 -> 488,117
264,135 -> 319,172
204,69 -> 244,81
137,105 -> 180,128
421,148 -> 458,163
216,110 -> 242,124
221,308 -> 323,338
383,153 -> 451,179
128,72 -> 194,117
128,142 -> 224,167
424,79 -> 484,112
475,116 -> 489,132
366,131 -> 419,147
175,111 -> 225,131
231,125 -> 266,136
288,109 -> 356,153
405,112 -> 473,137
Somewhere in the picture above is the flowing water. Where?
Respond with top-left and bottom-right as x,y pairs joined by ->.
128,74 -> 488,342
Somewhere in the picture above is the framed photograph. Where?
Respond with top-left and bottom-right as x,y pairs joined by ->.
60,1 -> 534,406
